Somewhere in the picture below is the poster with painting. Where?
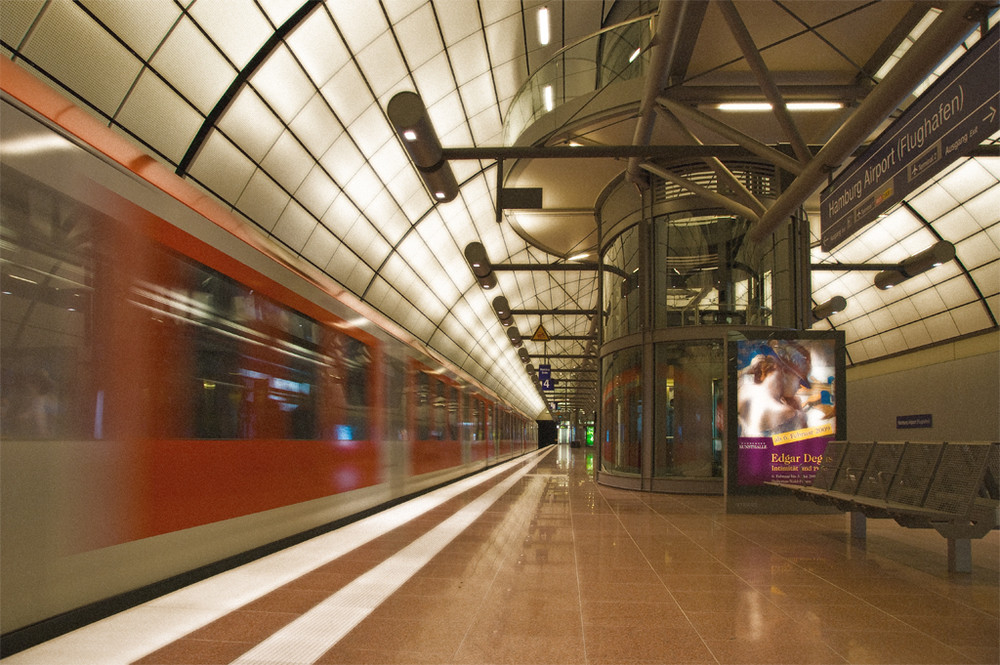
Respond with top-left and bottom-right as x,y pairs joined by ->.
731,333 -> 844,488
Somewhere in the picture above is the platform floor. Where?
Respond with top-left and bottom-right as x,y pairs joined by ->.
6,444 -> 998,665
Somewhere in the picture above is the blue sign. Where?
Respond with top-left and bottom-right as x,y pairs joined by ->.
897,414 -> 932,429
821,26 -> 999,252
538,364 -> 553,391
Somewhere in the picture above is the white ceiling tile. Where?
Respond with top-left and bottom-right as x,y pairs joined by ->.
116,70 -> 202,164
296,166 -> 340,215
320,134 -> 366,186
251,46 -> 314,122
467,106 -> 503,144
187,130 -> 256,202
460,72 -> 498,118
322,193 -> 362,238
290,94 -> 343,157
363,190 -> 404,237
880,207 -> 922,241
344,163 -> 384,210
357,31 -> 409,98
909,182 -> 959,222
952,301 -> 993,335
970,261 -> 999,297
395,4 -> 444,70
261,131 -> 312,193
956,232 -> 1000,270
272,201 -> 316,252
384,0 -> 427,24
79,0 -> 180,60
879,327 -> 906,355
219,88 -> 283,162
344,260 -> 376,297
347,105 -> 394,158
413,53 -> 459,107
934,274 -> 976,307
899,320 -> 932,349
932,205 -> 980,244
23,1 -> 143,116
961,182 -> 1000,227
257,0 -> 302,26
287,11 -> 350,86
936,158 -> 996,203
367,139 -> 410,186
190,0 -> 272,69
153,16 -> 235,115
236,170 -> 289,232
384,170 -> 426,220
449,32 -> 490,87
328,0 -> 388,53
350,221 -> 392,268
435,0 -> 480,46
922,311 -> 961,341
301,223 -> 341,269
322,67 -> 373,126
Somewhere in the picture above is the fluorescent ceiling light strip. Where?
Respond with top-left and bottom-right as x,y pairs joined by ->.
7,453 -> 548,665
538,7 -> 550,45
230,448 -> 552,664
543,85 -> 554,112
717,102 -> 844,111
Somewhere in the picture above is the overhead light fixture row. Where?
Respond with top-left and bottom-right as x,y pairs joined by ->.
387,91 -> 459,202
874,240 -> 955,290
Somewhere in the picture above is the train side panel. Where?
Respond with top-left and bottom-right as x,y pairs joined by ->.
0,91 -> 536,641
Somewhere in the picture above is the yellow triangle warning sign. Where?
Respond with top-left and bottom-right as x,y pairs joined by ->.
531,325 -> 551,342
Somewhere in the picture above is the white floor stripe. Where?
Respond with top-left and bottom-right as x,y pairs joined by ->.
3,450 -> 551,665
229,450 -> 549,665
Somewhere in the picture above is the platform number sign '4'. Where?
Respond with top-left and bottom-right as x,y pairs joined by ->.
539,364 -> 554,391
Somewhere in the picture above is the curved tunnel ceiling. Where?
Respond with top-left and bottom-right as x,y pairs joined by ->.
1,0 -> 997,419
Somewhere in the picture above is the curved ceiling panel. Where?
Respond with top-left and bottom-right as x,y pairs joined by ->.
2,0 -> 997,420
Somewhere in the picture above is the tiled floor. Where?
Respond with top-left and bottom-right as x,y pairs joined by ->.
6,444 -> 998,664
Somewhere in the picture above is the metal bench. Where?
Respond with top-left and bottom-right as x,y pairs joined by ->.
769,440 -> 1000,572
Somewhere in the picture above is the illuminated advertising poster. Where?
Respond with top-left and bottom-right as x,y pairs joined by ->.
735,338 -> 838,486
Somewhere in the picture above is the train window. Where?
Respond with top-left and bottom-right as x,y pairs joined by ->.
384,355 -> 406,441
414,369 -> 430,440
342,335 -> 370,440
0,167 -> 95,440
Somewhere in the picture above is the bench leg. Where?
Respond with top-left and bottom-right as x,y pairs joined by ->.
850,511 -> 866,540
948,538 -> 972,573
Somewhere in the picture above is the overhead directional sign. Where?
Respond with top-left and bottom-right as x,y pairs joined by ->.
820,25 -> 999,252
538,363 -> 554,391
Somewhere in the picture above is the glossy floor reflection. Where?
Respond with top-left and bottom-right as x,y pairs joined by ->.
8,444 -> 999,665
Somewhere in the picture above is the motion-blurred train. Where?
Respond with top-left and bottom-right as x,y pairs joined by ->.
0,63 -> 537,646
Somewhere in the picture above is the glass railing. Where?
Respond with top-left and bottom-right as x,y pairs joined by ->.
502,14 -> 656,146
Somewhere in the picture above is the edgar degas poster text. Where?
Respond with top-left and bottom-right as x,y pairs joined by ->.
736,338 -> 837,486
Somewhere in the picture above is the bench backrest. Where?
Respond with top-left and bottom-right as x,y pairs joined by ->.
886,442 -> 945,507
924,442 -> 996,516
811,440 -> 847,490
831,441 -> 874,494
856,441 -> 906,501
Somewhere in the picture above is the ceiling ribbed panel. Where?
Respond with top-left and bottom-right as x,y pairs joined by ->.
3,0 -> 997,419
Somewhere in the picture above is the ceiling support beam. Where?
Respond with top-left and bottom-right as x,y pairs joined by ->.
716,0 -> 812,164
655,96 -> 805,174
750,1 -> 981,243
654,106 -> 767,216
640,161 -> 761,222
626,0 -> 692,189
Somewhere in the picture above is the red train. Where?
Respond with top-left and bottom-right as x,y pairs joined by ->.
0,62 -> 537,643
